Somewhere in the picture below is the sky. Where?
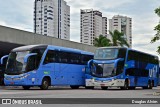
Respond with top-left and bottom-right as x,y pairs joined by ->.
0,0 -> 159,57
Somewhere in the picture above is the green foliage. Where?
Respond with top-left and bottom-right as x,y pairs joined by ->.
155,7 -> 160,16
158,46 -> 160,54
94,30 -> 129,48
109,30 -> 129,47
94,35 -> 111,47
151,7 -> 160,54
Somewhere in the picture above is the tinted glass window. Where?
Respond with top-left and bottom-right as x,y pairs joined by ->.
82,55 -> 93,64
118,48 -> 127,59
44,50 -> 93,65
125,68 -> 136,76
127,50 -> 138,61
125,68 -> 149,77
58,52 -> 70,63
94,48 -> 119,60
44,50 -> 57,64
27,56 -> 36,71
70,53 -> 81,64
32,49 -> 45,68
116,61 -> 124,75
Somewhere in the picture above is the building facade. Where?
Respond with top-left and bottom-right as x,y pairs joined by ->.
80,9 -> 107,45
102,17 -> 108,37
109,15 -> 132,47
34,0 -> 70,40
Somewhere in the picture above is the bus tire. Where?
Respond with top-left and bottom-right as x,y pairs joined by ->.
85,86 -> 94,89
121,80 -> 129,90
101,86 -> 108,90
0,78 -> 4,86
128,87 -> 135,90
23,86 -> 30,90
40,78 -> 49,90
70,86 -> 79,89
152,80 -> 154,87
148,81 -> 153,89
143,81 -> 152,89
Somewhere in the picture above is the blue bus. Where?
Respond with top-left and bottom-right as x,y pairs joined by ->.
4,45 -> 93,90
85,47 -> 159,90
0,55 -> 8,85
159,66 -> 160,85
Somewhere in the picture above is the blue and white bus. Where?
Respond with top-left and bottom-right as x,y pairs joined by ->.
0,55 -> 8,85
85,47 -> 159,90
4,45 -> 93,90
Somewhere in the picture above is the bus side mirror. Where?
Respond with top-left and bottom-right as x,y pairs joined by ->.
119,58 -> 124,61
0,55 -> 9,65
24,53 -> 37,63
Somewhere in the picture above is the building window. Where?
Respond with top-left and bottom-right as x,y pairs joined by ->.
47,17 -> 53,20
47,10 -> 53,13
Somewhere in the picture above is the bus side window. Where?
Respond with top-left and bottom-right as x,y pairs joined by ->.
70,53 -> 80,64
118,49 -> 127,59
44,50 -> 56,64
127,50 -> 138,61
81,55 -> 93,65
31,49 -> 45,68
125,68 -> 135,76
58,52 -> 69,63
27,56 -> 36,71
116,61 -> 124,75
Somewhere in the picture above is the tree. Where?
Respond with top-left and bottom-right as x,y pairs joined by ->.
94,35 -> 111,47
151,7 -> 160,54
109,30 -> 129,47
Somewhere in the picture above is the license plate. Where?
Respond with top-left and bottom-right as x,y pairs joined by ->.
10,82 -> 14,84
100,84 -> 105,86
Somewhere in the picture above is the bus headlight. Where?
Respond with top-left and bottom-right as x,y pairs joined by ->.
19,74 -> 30,79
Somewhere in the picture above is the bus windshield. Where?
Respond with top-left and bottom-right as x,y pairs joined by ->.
91,63 -> 116,78
5,48 -> 45,75
5,51 -> 29,75
94,48 -> 119,60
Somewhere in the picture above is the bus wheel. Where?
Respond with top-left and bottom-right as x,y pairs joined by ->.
121,80 -> 129,90
128,87 -> 135,90
148,81 -> 153,89
101,86 -> 108,90
143,81 -> 152,89
40,78 -> 49,90
23,86 -> 30,90
85,86 -> 94,89
70,86 -> 79,89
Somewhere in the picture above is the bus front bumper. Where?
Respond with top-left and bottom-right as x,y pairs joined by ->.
4,74 -> 31,86
85,79 -> 125,87
4,79 -> 27,86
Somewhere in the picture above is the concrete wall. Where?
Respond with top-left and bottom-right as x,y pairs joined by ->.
0,25 -> 96,53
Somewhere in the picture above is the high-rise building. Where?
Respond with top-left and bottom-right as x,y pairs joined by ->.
109,15 -> 132,47
34,0 -> 70,40
80,9 -> 107,45
102,17 -> 108,37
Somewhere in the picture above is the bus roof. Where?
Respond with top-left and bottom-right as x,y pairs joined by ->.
11,44 -> 48,52
11,44 -> 94,55
47,45 -> 93,55
127,48 -> 158,58
97,46 -> 127,49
